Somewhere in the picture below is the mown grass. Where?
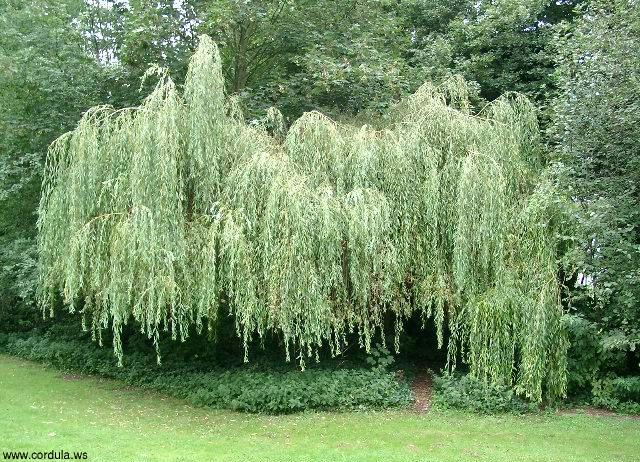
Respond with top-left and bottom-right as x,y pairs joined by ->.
1,354 -> 639,462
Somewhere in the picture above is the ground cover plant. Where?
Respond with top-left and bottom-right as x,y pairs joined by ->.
0,332 -> 410,414
432,372 -> 537,415
37,36 -> 570,403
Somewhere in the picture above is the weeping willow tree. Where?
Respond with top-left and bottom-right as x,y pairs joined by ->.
38,36 -> 568,401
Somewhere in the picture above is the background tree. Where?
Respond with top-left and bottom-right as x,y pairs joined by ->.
0,0 -> 108,329
200,0 -> 417,120
406,0 -> 581,116
551,0 -> 640,395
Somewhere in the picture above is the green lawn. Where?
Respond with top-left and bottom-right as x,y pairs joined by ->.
1,355 -> 638,462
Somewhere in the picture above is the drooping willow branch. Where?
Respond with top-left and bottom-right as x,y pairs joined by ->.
38,36 -> 568,401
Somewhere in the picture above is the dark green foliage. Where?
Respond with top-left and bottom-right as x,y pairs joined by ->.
565,315 -> 640,413
406,0 -> 581,108
554,0 -> 640,347
0,237 -> 39,331
591,376 -> 640,415
0,332 -> 410,414
565,315 -> 627,397
0,0 -> 109,325
365,344 -> 395,371
552,0 -> 640,398
432,373 -> 537,414
199,0 -> 417,121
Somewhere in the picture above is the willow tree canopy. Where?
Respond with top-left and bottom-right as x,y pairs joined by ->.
38,36 -> 568,401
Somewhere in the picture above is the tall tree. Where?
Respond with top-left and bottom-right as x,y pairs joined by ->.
200,0 -> 416,120
406,0 -> 581,109
202,0 -> 306,94
39,38 -> 569,401
552,0 -> 640,380
0,0 -> 107,326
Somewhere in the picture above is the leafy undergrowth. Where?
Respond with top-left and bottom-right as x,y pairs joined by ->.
432,372 -> 640,417
590,375 -> 640,415
432,373 -> 539,414
0,332 -> 410,414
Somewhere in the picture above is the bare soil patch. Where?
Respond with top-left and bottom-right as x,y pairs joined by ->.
411,369 -> 433,413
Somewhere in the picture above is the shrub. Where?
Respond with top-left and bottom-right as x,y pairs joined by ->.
432,373 -> 537,414
0,332 -> 411,414
591,375 -> 640,415
564,315 -> 640,413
